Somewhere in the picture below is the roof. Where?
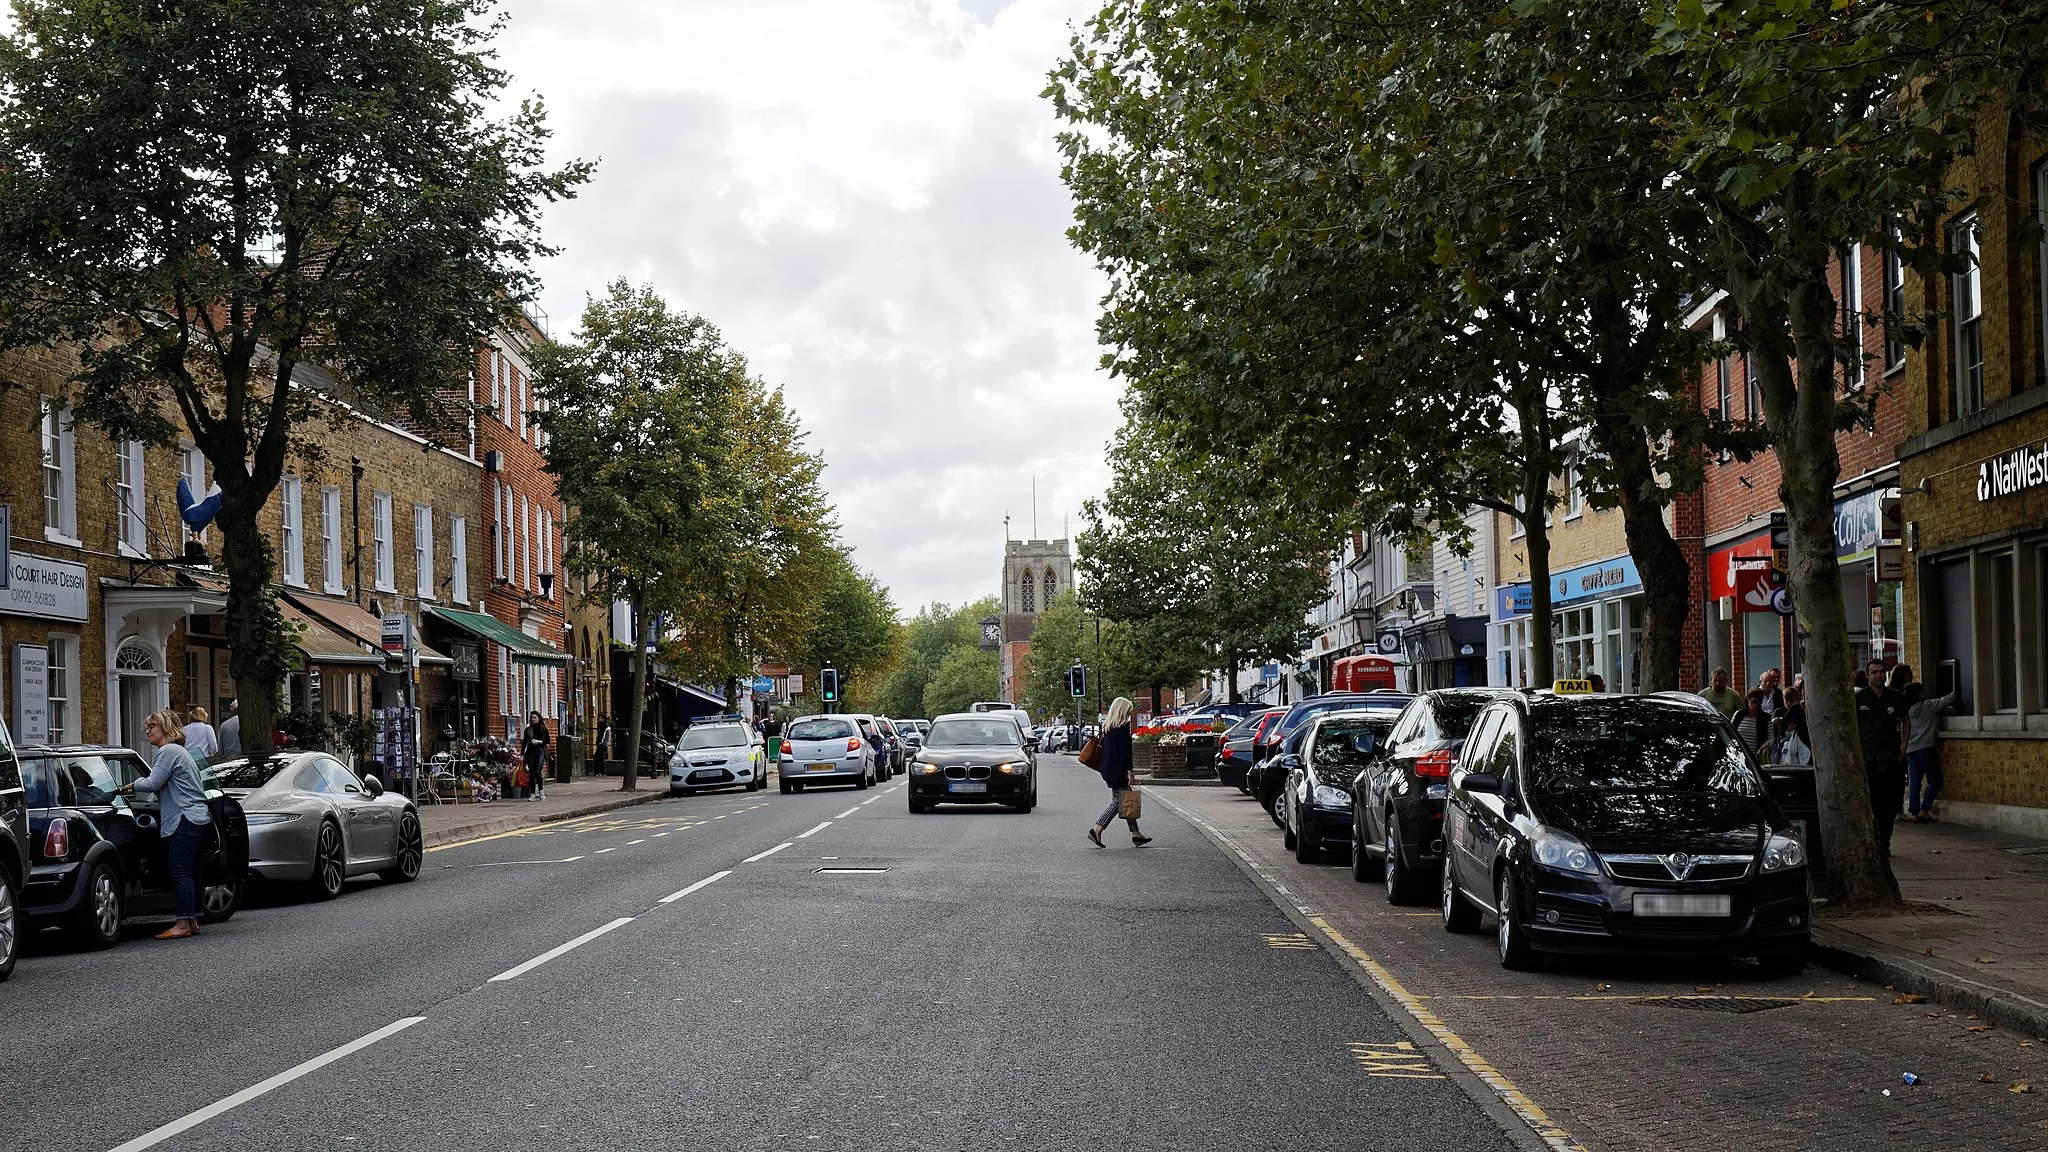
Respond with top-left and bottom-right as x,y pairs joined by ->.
423,606 -> 568,664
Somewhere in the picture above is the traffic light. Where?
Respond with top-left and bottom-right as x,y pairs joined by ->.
1068,663 -> 1087,698
821,667 -> 840,703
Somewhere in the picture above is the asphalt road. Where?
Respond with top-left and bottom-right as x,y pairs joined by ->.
3,757 -> 1523,1152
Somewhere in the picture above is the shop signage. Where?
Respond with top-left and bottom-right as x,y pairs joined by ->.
2,552 -> 88,623
1877,544 -> 1904,581
1496,584 -> 1534,619
759,662 -> 789,677
1260,662 -> 1280,681
787,673 -> 804,695
1832,490 -> 1886,561
1977,439 -> 2048,502
1376,630 -> 1403,655
1553,556 -> 1641,608
750,675 -> 775,693
12,644 -> 49,745
450,641 -> 481,682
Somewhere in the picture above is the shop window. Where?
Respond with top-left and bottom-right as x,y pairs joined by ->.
1951,215 -> 1984,417
1884,221 -> 1906,371
1989,551 -> 2018,713
2037,546 -> 2048,713
1932,557 -> 1974,714
117,440 -> 147,555
1556,606 -> 1597,680
40,399 -> 76,541
1744,613 -> 1780,693
47,637 -> 72,745
373,492 -> 395,592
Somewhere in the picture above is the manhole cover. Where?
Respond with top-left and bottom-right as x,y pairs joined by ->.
814,867 -> 889,874
1631,996 -> 1795,1014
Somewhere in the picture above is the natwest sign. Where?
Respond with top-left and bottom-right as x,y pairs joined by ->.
1978,440 -> 2048,502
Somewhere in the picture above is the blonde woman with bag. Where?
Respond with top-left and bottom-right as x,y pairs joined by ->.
1087,697 -> 1152,848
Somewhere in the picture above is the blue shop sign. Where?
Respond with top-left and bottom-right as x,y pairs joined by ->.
1498,555 -> 1642,617
1496,584 -> 1534,620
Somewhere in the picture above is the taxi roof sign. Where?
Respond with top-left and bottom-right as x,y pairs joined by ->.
1552,679 -> 1596,695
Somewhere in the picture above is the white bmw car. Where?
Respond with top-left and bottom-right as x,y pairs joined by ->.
669,719 -> 768,795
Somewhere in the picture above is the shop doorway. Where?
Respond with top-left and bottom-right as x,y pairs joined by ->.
115,642 -> 160,755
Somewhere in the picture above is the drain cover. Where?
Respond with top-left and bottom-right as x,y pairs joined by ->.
814,867 -> 888,874
1631,996 -> 1795,1014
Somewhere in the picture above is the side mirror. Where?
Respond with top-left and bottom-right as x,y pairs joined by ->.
1352,733 -> 1379,755
1460,772 -> 1503,795
362,775 -> 385,799
1278,753 -> 1303,771
1024,737 -> 1040,751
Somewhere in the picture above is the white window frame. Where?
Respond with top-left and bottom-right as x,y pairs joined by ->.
321,486 -> 345,594
40,399 -> 78,543
46,634 -> 74,745
415,503 -> 436,600
519,492 -> 531,590
450,515 -> 469,605
1841,244 -> 1864,390
1952,213 -> 1984,417
1565,455 -> 1584,520
1884,221 -> 1907,371
116,439 -> 147,556
280,476 -> 305,587
180,444 -> 208,547
373,492 -> 395,592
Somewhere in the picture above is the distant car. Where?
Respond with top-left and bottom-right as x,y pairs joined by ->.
1281,711 -> 1401,864
893,720 -> 925,756
0,719 -> 26,981
1254,693 -> 1413,826
1440,692 -> 1810,973
203,753 -> 421,899
1219,709 -> 1284,793
968,702 -> 1034,743
907,713 -> 1037,813
780,715 -> 877,793
849,715 -> 897,781
20,745 -> 250,946
669,718 -> 767,795
1353,689 -> 1518,903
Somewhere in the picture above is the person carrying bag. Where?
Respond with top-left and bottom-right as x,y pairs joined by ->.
1086,697 -> 1151,848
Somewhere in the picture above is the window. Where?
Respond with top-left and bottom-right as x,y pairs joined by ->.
181,445 -> 207,546
1565,455 -> 1583,519
451,515 -> 469,604
1020,567 -> 1036,613
1951,215 -> 1984,417
1884,221 -> 1906,371
322,487 -> 344,594
1989,551 -> 2018,712
1044,568 -> 1056,606
519,492 -> 531,590
1933,557 -> 1974,714
490,481 -> 505,579
414,504 -> 435,599
498,350 -> 513,428
514,364 -> 527,439
2037,546 -> 2048,713
2038,163 -> 2048,391
40,399 -> 76,541
276,477 -> 304,586
373,492 -> 394,592
1713,313 -> 1732,422
1841,245 -> 1864,390
185,649 -> 202,710
116,440 -> 147,555
46,637 -> 71,745
1743,349 -> 1759,422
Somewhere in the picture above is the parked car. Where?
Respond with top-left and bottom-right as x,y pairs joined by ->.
20,744 -> 250,946
203,752 -> 421,899
1280,711 -> 1401,863
1253,693 -> 1413,826
780,715 -> 877,793
907,713 -> 1038,813
1439,691 -> 1809,973
1218,708 -> 1284,793
893,720 -> 925,756
669,717 -> 767,795
0,718 -> 26,980
850,715 -> 897,781
1352,688 -> 1518,902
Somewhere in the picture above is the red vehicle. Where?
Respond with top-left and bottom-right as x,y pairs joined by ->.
1220,708 -> 1287,794
1331,655 -> 1398,693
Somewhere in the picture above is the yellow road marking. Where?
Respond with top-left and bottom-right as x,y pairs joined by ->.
1348,1040 -> 1446,1079
1262,932 -> 1318,949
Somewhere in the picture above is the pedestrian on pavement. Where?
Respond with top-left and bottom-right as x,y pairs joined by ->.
183,706 -> 219,765
762,713 -> 784,766
115,709 -> 213,940
595,718 -> 614,776
1855,659 -> 1910,855
1700,668 -> 1743,717
218,699 -> 241,758
1087,696 -> 1151,848
1905,678 -> 1954,823
1775,684 -> 1812,764
1588,674 -> 1606,693
1733,690 -> 1772,757
522,711 -> 551,802
1757,668 -> 1785,718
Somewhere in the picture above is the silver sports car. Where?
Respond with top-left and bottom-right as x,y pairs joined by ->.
202,752 -> 422,898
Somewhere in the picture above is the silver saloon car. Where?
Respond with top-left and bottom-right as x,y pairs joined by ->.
202,753 -> 422,899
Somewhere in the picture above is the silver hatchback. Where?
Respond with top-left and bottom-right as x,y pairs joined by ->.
778,715 -> 875,793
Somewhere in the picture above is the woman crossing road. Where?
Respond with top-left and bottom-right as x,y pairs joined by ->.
1087,696 -> 1151,848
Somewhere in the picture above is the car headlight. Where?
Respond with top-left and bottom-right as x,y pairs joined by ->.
1530,827 -> 1600,877
1312,784 -> 1350,808
997,762 -> 1029,775
917,762 -> 941,775
244,813 -> 299,826
1761,832 -> 1807,873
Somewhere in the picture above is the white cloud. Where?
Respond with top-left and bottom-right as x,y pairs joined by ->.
499,0 -> 1117,615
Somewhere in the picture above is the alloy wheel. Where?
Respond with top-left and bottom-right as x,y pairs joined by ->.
93,870 -> 121,941
314,823 -> 345,898
203,878 -> 241,920
1497,875 -> 1513,959
395,812 -> 423,880
1384,824 -> 1400,902
1,873 -> 20,972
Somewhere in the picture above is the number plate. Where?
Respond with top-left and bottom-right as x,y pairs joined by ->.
1634,894 -> 1732,918
806,763 -> 835,773
949,781 -> 988,794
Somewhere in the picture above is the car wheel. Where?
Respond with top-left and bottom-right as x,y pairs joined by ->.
0,867 -> 18,981
1496,872 -> 1539,970
200,875 -> 244,923
1268,789 -> 1287,828
1441,858 -> 1481,934
779,781 -> 792,795
1384,817 -> 1426,905
74,862 -> 123,949
380,810 -> 423,883
856,771 -> 870,791
307,821 -> 346,901
1351,815 -> 1382,884
910,801 -> 928,813
1294,810 -> 1322,863
1281,799 -> 1298,851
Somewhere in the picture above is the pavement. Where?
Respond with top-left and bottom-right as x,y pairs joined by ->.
413,772 -> 688,847
5,757 -> 1524,1152
1813,819 -> 2048,1037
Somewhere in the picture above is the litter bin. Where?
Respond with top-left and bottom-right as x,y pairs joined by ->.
556,732 -> 583,784
1762,763 -> 1825,877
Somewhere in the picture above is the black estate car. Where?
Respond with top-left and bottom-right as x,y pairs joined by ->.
1439,692 -> 1810,974
908,713 -> 1038,813
0,719 -> 25,981
1352,688 -> 1518,903
20,745 -> 250,948
1281,711 -> 1400,863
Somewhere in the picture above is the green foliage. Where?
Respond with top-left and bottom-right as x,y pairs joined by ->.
328,712 -> 377,763
1021,590 -> 1098,720
873,597 -> 998,720
796,551 -> 901,709
922,645 -> 1000,719
277,709 -> 333,753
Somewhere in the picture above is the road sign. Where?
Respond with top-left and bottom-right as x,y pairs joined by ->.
751,676 -> 775,693
788,673 -> 804,695
1260,662 -> 1280,681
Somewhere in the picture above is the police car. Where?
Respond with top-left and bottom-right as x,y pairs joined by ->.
669,717 -> 768,795
1439,680 -> 1810,973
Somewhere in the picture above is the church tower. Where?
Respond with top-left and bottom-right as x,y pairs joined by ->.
999,537 -> 1073,704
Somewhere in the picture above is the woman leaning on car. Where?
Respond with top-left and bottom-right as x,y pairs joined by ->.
115,709 -> 214,940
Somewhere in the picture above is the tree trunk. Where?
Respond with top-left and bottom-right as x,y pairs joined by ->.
217,507 -> 287,755
1226,653 -> 1241,704
1518,391 -> 1556,688
725,674 -> 738,712
621,601 -> 651,792
1602,430 -> 1689,693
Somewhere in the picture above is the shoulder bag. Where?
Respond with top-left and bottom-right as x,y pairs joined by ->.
1077,735 -> 1102,769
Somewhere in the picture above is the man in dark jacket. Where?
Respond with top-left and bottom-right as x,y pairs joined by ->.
1856,660 -> 1910,855
1087,697 -> 1151,848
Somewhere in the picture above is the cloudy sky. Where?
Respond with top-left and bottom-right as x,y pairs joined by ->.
495,0 -> 1119,617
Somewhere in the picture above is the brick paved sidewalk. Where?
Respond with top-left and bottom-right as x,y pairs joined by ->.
413,774 -> 680,847
1816,819 -> 2048,1036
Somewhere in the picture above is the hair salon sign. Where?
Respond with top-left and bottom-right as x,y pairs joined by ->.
3,552 -> 88,622
1978,440 -> 2048,502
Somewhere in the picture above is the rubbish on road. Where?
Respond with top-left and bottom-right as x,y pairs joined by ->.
2012,1082 -> 2034,1094
1968,1025 -> 1994,1033
1901,1073 -> 1919,1085
1594,982 -> 1610,992
1892,993 -> 1927,1004
1976,956 -> 1998,963
1881,1088 -> 1892,1097
1981,1073 -> 1999,1082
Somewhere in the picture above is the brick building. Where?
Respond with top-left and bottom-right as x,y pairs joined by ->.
999,538 -> 1072,705
1895,116 -> 2048,836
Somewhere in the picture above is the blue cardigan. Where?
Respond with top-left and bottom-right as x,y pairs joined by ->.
1098,724 -> 1134,790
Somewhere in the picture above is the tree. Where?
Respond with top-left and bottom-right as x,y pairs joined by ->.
535,282 -> 741,791
922,646 -> 1000,719
0,0 -> 588,751
1021,590 -> 1093,721
874,598 -> 998,719
797,552 -> 900,710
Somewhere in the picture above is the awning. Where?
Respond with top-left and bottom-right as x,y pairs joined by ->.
425,605 -> 570,664
288,593 -> 453,666
651,676 -> 729,710
281,602 -> 381,666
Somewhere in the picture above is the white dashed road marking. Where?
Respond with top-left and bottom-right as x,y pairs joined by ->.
795,821 -> 832,839
744,842 -> 792,863
835,807 -> 861,819
658,870 -> 732,904
488,917 -> 636,982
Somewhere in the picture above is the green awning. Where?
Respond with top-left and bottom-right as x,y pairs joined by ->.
424,606 -> 570,664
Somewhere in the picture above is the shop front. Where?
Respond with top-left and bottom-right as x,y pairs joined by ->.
1497,555 -> 1645,691
1404,616 -> 1488,690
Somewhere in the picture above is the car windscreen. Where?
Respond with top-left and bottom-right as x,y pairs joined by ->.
1429,694 -> 1500,742
679,725 -> 748,750
924,719 -> 1023,747
1524,703 -> 1763,797
1311,716 -> 1397,769
203,756 -> 294,789
787,719 -> 853,741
